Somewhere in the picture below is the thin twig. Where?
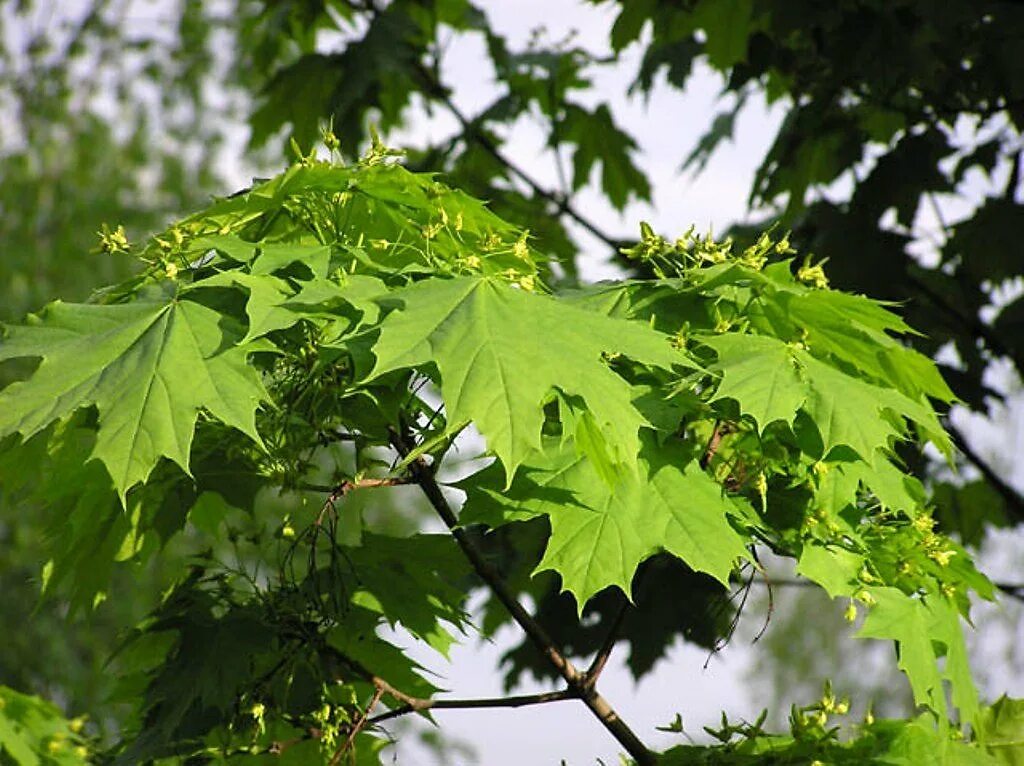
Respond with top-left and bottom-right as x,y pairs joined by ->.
747,551 -> 773,644
330,685 -> 385,766
366,689 -> 576,727
756,577 -> 1024,603
388,427 -> 656,765
701,420 -> 726,470
300,477 -> 413,495
410,62 -> 623,251
582,596 -> 630,691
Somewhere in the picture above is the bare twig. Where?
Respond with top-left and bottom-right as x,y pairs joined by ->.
410,62 -> 623,251
367,688 -> 576,727
330,685 -> 385,766
756,576 -> 1024,603
582,597 -> 630,692
388,427 -> 656,765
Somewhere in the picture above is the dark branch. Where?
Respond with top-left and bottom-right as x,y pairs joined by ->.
411,62 -> 623,252
582,596 -> 630,691
947,422 -> 1024,524
388,427 -> 656,765
367,689 -> 576,727
909,270 -> 1024,379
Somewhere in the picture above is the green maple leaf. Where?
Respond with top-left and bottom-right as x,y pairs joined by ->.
858,586 -> 979,726
858,588 -> 945,717
704,332 -> 806,430
0,285 -> 267,498
463,438 -> 747,608
776,289 -> 956,404
795,543 -> 863,598
797,351 -> 942,462
369,276 -> 690,482
563,103 -> 651,210
190,271 -> 386,342
702,330 -> 947,462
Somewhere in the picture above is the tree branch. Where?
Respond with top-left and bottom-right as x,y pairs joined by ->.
329,685 -> 385,766
367,688 -> 576,727
947,421 -> 1024,524
582,596 -> 630,691
388,427 -> 656,765
908,270 -> 1024,379
410,62 -> 624,251
761,576 -> 1024,603
700,420 -> 726,470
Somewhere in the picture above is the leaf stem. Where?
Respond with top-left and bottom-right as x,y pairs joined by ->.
388,427 -> 656,765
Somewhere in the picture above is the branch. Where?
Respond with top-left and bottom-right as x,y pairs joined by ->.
366,689 -> 576,727
947,421 -> 1024,524
700,420 -> 726,470
760,577 -> 1024,604
329,685 -> 384,766
388,427 -> 656,765
318,643 -> 577,727
908,270 -> 1024,378
410,62 -> 623,252
582,596 -> 630,691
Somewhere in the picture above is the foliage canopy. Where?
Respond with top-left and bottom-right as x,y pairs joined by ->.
0,141 -> 1016,763
2,1 -> 1024,764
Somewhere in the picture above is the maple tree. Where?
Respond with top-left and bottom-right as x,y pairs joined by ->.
4,2 -> 1024,718
1,137 -> 1021,764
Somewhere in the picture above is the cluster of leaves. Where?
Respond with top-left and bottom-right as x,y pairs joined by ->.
658,688 -> 1024,765
0,0 -> 269,729
610,0 -> 1024,534
234,0 -> 1024,541
0,140 -> 1014,764
0,685 -> 94,765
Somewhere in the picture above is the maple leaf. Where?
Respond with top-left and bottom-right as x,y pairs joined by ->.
797,351 -> 946,461
704,332 -> 805,430
704,329 -> 949,463
368,276 -> 691,483
0,285 -> 267,498
462,438 -> 747,608
857,587 -> 958,723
